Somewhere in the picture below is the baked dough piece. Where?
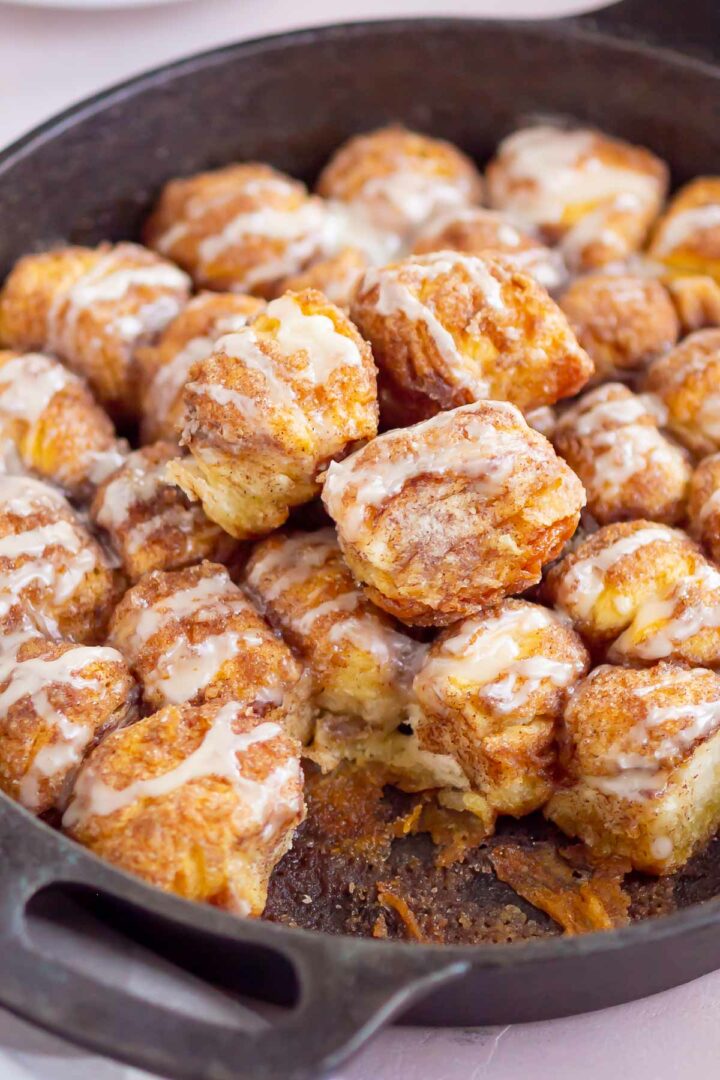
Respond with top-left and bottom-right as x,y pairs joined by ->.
144,163 -> 328,297
170,289 -> 378,539
544,520 -> 698,651
0,350 -> 127,498
322,400 -> 585,626
558,274 -> 679,383
688,452 -> 720,563
350,252 -> 592,416
664,274 -> 720,335
108,561 -> 310,740
552,383 -> 690,525
546,663 -> 720,873
316,125 -> 483,240
609,557 -> 720,668
63,699 -> 305,916
0,475 -> 120,643
0,634 -> 135,814
486,125 -> 668,270
139,292 -> 265,444
0,243 -> 190,418
644,329 -> 720,457
647,177 -> 720,281
279,247 -> 368,312
413,600 -> 588,818
91,442 -> 237,583
412,206 -> 568,292
245,528 -> 423,733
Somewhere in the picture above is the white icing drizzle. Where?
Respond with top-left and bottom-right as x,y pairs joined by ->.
490,126 -> 659,227
320,200 -> 402,265
265,294 -> 361,381
113,571 -> 270,706
556,526 -> 676,620
63,706 -> 300,838
360,251 -> 503,395
0,353 -> 77,423
0,639 -> 125,810
654,203 -> 720,256
590,668 -> 720,800
416,604 -> 580,715
47,249 -> 189,359
323,403 -> 523,542
145,312 -> 255,427
612,562 -> 720,660
246,530 -> 338,600
293,592 -> 359,634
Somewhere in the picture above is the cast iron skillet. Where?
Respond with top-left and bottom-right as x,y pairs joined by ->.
2,2 -> 720,1077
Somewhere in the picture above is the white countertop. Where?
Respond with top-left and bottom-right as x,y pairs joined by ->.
0,0 -> 718,1077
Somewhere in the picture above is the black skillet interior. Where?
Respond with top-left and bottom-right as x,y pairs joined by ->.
3,4 -> 720,1079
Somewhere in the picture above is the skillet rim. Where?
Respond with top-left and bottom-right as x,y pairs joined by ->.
2,12 -> 720,968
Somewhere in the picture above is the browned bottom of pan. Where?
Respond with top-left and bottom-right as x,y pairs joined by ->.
264,764 -> 720,943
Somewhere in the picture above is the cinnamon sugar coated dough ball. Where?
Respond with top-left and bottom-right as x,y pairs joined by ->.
552,383 -> 690,525
558,274 -> 679,383
144,163 -> 328,298
414,600 -> 588,819
689,453 -> 720,563
170,289 -> 378,539
0,476 -> 120,643
486,125 -> 668,270
316,125 -> 483,239
109,561 -> 310,742
63,699 -> 305,916
91,442 -> 237,583
0,634 -> 135,815
664,274 -> 720,335
648,177 -> 720,281
0,244 -> 190,418
350,252 -> 593,417
139,292 -> 265,444
322,401 -> 586,626
412,207 -> 568,292
544,520 -> 699,651
0,350 -> 127,497
644,329 -> 720,457
280,247 -> 368,312
245,528 -> 424,734
609,556 -> 720,668
546,663 -> 720,874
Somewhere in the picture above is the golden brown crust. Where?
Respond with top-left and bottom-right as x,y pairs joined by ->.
109,561 -> 310,740
486,126 -> 668,270
552,383 -> 691,525
0,635 -> 135,814
245,528 -> 423,732
558,274 -> 679,382
412,207 -> 568,292
63,699 -> 305,915
350,252 -> 593,415
322,401 -> 586,626
171,289 -> 378,539
648,177 -> 720,281
664,274 -> 720,334
144,163 -> 327,297
0,475 -> 121,643
644,329 -> 720,457
138,292 -> 266,444
91,442 -> 238,583
414,599 -> 589,816
316,125 -> 483,237
543,519 -> 698,650
0,244 -> 190,419
0,350 -> 126,498
688,452 -> 720,563
547,663 -> 720,873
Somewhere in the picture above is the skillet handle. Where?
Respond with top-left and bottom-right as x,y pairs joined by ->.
578,0 -> 720,60
0,837 -> 467,1080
